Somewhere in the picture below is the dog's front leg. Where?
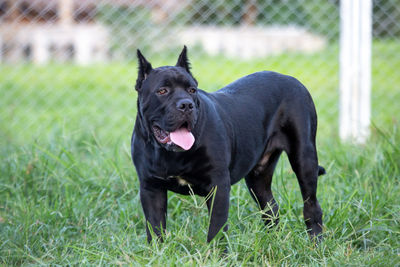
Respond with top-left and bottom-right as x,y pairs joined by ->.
140,182 -> 167,242
206,183 -> 230,242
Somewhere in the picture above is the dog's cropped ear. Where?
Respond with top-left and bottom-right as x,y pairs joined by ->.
176,45 -> 198,85
136,49 -> 153,91
176,45 -> 192,74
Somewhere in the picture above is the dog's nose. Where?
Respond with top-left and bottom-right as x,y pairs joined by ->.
176,99 -> 194,113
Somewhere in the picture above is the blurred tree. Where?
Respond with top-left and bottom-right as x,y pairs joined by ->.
243,0 -> 258,25
187,0 -> 340,39
373,0 -> 400,37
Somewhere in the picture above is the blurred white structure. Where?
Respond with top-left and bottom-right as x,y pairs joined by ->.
339,0 -> 372,143
0,24 -> 109,64
179,26 -> 326,59
27,24 -> 109,64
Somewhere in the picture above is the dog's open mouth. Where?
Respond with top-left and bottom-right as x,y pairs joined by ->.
152,122 -> 195,150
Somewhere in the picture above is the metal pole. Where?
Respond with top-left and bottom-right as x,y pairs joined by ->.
339,0 -> 372,143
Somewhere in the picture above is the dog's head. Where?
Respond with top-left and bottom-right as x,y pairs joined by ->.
135,46 -> 199,152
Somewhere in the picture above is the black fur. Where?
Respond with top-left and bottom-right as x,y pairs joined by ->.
131,46 -> 325,243
135,49 -> 153,91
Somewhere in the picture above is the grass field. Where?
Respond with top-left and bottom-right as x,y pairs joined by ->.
1,42 -> 399,265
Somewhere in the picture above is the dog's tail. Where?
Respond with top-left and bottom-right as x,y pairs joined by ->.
318,165 -> 326,176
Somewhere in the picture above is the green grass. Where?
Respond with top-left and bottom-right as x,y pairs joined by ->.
0,41 -> 399,265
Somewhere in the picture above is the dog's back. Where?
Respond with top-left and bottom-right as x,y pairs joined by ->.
200,71 -> 318,183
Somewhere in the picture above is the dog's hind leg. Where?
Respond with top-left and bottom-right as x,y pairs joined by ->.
287,139 -> 323,239
245,149 -> 282,227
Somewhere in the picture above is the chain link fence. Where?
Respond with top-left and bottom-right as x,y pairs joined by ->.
0,0 -> 399,146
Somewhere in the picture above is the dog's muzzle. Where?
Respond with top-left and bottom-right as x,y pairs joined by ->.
152,122 -> 195,151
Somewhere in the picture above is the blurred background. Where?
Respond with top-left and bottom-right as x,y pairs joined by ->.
0,0 -> 399,147
2,2 -> 400,264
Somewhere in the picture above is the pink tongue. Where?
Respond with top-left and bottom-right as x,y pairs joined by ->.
170,128 -> 195,150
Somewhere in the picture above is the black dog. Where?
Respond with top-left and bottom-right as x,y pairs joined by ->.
131,46 -> 325,243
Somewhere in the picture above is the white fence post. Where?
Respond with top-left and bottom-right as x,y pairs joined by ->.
339,0 -> 372,143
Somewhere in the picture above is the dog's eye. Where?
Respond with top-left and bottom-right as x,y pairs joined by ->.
157,88 -> 168,95
187,87 -> 197,94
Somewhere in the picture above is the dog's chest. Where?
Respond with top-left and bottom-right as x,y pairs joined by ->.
167,175 -> 192,186
150,163 -> 211,193
150,147 -> 212,184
